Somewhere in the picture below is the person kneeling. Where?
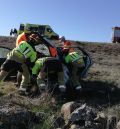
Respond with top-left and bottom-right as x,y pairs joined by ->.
32,57 -> 66,93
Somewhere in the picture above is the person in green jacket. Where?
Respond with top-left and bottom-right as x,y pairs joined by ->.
61,43 -> 85,92
0,33 -> 41,95
32,57 -> 65,92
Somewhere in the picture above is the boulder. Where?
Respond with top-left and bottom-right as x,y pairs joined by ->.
70,124 -> 81,129
0,104 -> 45,129
61,102 -> 77,123
117,120 -> 120,129
107,115 -> 117,129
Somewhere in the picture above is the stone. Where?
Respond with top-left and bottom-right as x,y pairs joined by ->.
70,124 -> 80,129
69,104 -> 87,122
117,121 -> 120,129
94,112 -> 107,129
61,102 -> 76,123
0,104 -> 44,129
107,115 -> 117,129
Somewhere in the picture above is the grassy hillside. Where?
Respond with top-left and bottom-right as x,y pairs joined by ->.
0,36 -> 120,128
1,36 -> 120,98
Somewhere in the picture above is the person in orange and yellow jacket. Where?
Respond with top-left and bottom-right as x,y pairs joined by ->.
59,36 -> 74,52
0,33 -> 42,95
15,32 -> 31,87
16,32 -> 58,57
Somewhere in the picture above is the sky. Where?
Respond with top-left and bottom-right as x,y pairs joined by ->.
0,0 -> 120,43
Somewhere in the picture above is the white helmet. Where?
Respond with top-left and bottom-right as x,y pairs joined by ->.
59,36 -> 65,42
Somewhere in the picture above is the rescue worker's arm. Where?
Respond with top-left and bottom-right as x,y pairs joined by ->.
65,54 -> 71,64
30,52 -> 37,63
32,59 -> 44,75
31,62 -> 40,85
32,62 -> 40,76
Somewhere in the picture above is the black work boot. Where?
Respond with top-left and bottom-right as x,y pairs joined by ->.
25,85 -> 32,96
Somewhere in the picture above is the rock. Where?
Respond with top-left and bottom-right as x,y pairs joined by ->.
62,102 -> 118,129
61,102 -> 76,123
94,112 -> 107,129
85,121 -> 103,129
69,103 -> 96,123
94,112 -> 107,122
66,103 -> 100,128
117,120 -> 120,129
70,124 -> 81,129
69,104 -> 87,122
107,115 -> 117,129
0,104 -> 38,129
0,105 -> 32,123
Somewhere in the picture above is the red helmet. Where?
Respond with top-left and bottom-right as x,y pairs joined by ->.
63,41 -> 71,49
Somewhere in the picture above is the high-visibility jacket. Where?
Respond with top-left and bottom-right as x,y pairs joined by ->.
32,57 -> 48,75
49,41 -> 72,57
16,32 -> 28,47
16,32 -> 57,57
11,41 -> 37,63
65,51 -> 85,67
49,47 -> 57,57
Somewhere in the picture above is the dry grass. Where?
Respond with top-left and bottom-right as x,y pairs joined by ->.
0,81 -> 16,95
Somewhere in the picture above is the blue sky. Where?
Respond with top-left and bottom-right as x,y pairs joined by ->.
0,0 -> 120,42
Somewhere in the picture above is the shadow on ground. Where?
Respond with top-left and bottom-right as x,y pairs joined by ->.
63,80 -> 120,109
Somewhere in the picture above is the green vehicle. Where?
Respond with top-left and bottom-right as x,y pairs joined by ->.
18,23 -> 59,39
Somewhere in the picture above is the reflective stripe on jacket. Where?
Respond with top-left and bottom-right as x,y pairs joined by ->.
14,41 -> 37,63
65,52 -> 85,66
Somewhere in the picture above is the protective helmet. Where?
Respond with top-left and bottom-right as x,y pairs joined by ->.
63,41 -> 71,49
62,41 -> 71,53
29,33 -> 41,44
